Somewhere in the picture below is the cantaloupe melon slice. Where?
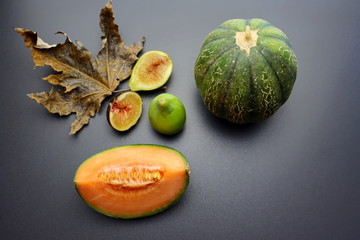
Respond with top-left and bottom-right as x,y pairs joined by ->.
74,144 -> 190,219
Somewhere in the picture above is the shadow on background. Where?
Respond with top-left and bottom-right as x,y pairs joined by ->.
193,89 -> 272,140
72,174 -> 191,224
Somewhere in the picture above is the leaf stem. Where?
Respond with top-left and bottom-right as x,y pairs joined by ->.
113,89 -> 131,93
113,86 -> 167,93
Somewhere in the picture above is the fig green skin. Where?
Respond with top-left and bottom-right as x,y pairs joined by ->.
194,18 -> 298,123
106,91 -> 142,132
129,50 -> 173,91
148,93 -> 186,135
74,144 -> 190,219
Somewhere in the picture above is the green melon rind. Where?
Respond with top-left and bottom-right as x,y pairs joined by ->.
194,18 -> 298,123
74,144 -> 190,219
129,51 -> 173,91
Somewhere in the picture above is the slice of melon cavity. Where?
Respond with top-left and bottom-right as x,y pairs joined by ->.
74,144 -> 190,219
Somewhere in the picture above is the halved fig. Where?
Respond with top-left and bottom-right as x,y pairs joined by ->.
107,91 -> 142,131
129,51 -> 173,91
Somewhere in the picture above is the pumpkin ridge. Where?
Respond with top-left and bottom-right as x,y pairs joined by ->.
259,34 -> 291,48
252,22 -> 272,31
218,26 -> 237,32
202,45 -> 238,77
246,55 -> 257,122
256,44 -> 285,103
201,35 -> 231,50
221,50 -> 242,119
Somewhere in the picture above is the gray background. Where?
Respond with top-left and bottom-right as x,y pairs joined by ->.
1,0 -> 360,239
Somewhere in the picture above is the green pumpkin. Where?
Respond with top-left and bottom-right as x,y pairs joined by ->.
194,18 -> 297,123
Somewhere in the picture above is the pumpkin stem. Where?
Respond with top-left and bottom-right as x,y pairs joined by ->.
235,26 -> 258,56
245,26 -> 252,40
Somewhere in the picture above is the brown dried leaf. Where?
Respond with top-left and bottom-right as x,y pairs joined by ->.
96,1 -> 145,91
15,0 -> 145,135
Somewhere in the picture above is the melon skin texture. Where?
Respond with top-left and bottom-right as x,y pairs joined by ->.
194,18 -> 298,123
74,144 -> 190,219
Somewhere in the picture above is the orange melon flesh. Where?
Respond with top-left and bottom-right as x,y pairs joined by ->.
74,145 -> 190,218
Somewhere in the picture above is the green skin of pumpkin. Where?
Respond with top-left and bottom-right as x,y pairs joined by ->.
194,18 -> 298,123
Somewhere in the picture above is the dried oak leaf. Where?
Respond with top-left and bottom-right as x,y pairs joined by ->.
15,0 -> 145,135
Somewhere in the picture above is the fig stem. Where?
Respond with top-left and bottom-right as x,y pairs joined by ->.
113,89 -> 131,93
158,97 -> 167,107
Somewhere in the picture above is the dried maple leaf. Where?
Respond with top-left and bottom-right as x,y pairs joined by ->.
15,0 -> 145,135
